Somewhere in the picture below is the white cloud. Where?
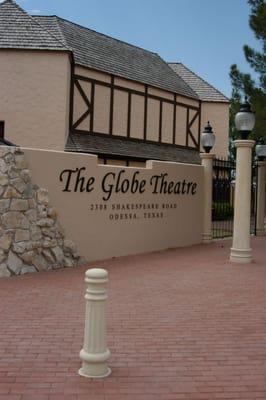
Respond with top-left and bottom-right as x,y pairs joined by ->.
28,8 -> 41,14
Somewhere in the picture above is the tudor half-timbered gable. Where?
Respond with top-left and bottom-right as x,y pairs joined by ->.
33,14 -> 202,163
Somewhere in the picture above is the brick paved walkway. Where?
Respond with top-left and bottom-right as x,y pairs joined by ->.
0,237 -> 266,400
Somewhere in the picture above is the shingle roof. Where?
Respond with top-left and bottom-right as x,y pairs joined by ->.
66,133 -> 201,165
32,15 -> 198,99
169,63 -> 229,103
0,0 -> 68,50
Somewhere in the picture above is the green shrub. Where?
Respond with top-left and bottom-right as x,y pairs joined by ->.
212,202 -> 234,221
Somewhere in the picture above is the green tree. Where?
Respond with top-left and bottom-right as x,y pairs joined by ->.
229,0 -> 266,143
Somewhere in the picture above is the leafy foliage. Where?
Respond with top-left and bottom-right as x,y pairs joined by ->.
212,202 -> 234,221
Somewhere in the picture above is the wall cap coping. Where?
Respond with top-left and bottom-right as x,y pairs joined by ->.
234,140 -> 255,148
257,161 -> 266,167
200,153 -> 216,160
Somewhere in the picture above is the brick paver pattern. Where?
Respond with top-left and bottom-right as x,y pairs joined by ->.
0,237 -> 266,400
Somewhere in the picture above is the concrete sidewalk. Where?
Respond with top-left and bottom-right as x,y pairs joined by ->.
0,237 -> 266,400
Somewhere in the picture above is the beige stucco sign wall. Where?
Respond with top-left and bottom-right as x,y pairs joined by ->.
24,149 -> 204,261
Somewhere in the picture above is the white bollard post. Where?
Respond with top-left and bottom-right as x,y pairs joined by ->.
230,140 -> 255,263
200,153 -> 215,243
79,268 -> 111,378
256,161 -> 266,236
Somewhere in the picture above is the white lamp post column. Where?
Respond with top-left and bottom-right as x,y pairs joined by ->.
256,161 -> 266,236
200,121 -> 216,243
200,153 -> 215,243
230,97 -> 256,264
230,140 -> 255,263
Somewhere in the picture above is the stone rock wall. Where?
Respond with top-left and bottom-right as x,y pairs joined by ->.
0,146 -> 83,277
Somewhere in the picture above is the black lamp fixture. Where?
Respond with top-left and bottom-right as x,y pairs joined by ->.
235,97 -> 255,140
255,138 -> 266,161
201,121 -> 215,153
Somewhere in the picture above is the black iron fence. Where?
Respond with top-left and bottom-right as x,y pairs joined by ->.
212,157 -> 235,239
251,162 -> 258,235
212,157 -> 258,239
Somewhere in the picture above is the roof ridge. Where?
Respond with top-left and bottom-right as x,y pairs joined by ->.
27,13 -> 70,51
0,0 -> 27,14
170,62 -> 229,101
156,56 -> 198,99
0,0 -> 69,50
54,15 -> 159,56
33,15 -> 71,49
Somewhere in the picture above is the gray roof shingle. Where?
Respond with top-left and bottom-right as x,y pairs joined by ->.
33,15 -> 198,99
66,133 -> 201,165
0,0 -> 68,50
169,63 -> 229,103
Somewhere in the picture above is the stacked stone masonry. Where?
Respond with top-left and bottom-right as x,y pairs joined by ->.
0,146 -> 83,277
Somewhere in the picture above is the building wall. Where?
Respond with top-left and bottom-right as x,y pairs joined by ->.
0,50 -> 71,150
201,102 -> 229,157
24,147 -> 204,262
73,65 -> 201,150
0,51 -> 229,158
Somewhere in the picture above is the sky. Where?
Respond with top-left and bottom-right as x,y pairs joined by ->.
16,0 -> 260,98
